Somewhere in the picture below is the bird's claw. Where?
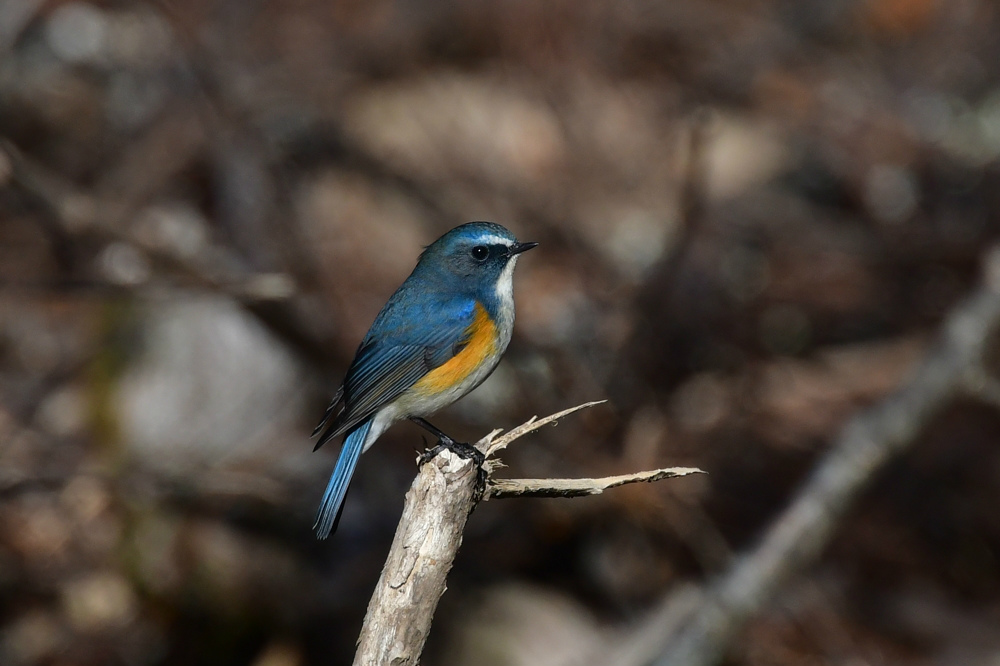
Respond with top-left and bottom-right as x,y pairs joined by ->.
418,437 -> 485,467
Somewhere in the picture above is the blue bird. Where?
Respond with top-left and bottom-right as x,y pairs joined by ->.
311,222 -> 537,539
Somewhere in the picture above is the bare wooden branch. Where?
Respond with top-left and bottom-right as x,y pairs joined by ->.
486,467 -> 704,499
625,248 -> 1000,666
353,402 -> 703,666
353,449 -> 479,666
482,400 -> 607,457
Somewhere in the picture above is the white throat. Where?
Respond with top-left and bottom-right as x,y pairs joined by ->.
494,255 -> 518,331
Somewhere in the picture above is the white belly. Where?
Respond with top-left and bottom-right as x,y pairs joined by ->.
397,349 -> 503,417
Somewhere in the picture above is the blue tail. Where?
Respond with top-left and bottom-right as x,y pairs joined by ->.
314,419 -> 372,539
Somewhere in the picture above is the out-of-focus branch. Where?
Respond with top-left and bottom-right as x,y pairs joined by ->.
600,248 -> 1000,666
0,136 -> 283,298
961,365 -> 1000,408
352,402 -> 704,666
0,138 -> 346,369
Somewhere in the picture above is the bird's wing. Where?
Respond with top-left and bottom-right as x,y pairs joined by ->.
312,293 -> 477,451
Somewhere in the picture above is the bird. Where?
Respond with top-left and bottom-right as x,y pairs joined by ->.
311,222 -> 537,539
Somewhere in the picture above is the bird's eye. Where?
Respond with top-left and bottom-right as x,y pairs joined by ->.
471,245 -> 489,261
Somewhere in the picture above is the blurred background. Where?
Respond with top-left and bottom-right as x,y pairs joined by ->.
3,0 -> 1000,664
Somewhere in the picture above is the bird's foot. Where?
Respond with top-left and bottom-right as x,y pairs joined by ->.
418,436 -> 485,468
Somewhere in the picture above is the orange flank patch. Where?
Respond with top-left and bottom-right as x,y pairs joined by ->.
413,303 -> 497,395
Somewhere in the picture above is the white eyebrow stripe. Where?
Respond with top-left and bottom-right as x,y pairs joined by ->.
473,234 -> 514,246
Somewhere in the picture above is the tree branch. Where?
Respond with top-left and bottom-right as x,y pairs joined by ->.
353,448 -> 480,666
486,468 -> 703,499
352,402 -> 704,666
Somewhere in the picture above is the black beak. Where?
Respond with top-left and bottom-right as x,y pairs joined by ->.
508,242 -> 539,256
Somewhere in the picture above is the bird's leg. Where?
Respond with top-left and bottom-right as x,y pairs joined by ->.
411,417 -> 485,467
411,417 -> 457,446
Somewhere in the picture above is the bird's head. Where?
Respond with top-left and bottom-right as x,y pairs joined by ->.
416,222 -> 537,299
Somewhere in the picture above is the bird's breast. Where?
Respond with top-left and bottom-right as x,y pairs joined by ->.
411,302 -> 500,398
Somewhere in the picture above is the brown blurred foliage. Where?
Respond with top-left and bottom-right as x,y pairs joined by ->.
2,0 -> 1000,664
